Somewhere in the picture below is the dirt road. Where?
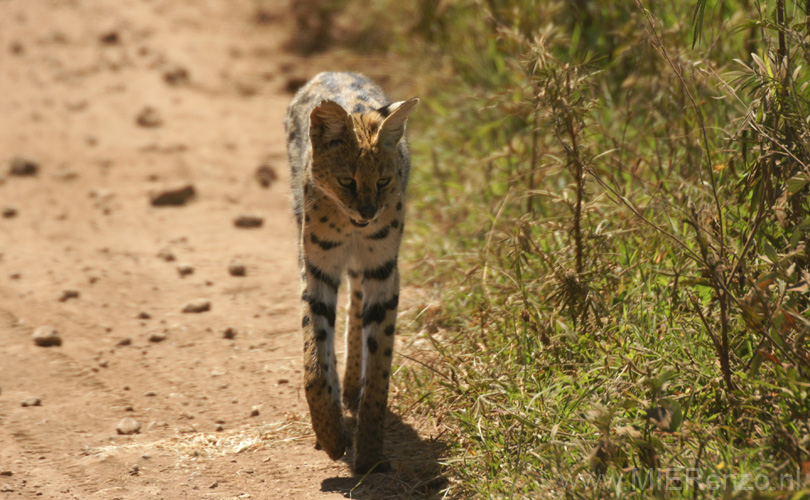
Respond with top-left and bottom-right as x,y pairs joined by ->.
0,1 -> 442,498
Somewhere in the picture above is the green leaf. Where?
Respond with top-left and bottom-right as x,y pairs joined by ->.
787,174 -> 810,196
691,0 -> 708,49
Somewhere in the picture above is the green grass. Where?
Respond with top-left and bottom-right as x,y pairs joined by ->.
324,0 -> 810,497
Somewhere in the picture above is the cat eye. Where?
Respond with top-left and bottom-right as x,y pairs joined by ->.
377,177 -> 392,187
338,177 -> 356,188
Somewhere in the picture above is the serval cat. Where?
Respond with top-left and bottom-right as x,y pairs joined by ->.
285,72 -> 418,474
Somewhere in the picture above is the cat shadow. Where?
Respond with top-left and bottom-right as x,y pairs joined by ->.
320,410 -> 448,499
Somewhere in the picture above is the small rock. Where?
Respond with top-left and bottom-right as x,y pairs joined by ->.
277,378 -> 289,385
209,481 -> 219,489
163,65 -> 189,85
144,391 -> 157,397
116,417 -> 141,435
216,424 -> 224,431
8,157 -> 39,177
250,406 -> 260,417
223,327 -> 237,339
148,331 -> 167,343
182,299 -> 211,313
9,271 -> 21,280
285,76 -> 308,94
128,464 -> 139,476
53,169 -> 79,181
58,289 -> 80,302
99,31 -> 119,45
150,184 -> 195,206
228,259 -> 246,277
233,215 -> 264,228
157,248 -> 176,261
32,326 -> 62,347
176,263 -> 195,277
255,164 -> 278,188
137,311 -> 151,320
21,397 -> 41,407
117,338 -> 132,347
0,471 -> 11,477
136,107 -> 162,128
2,206 -> 17,218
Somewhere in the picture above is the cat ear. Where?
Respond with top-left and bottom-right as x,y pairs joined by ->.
310,100 -> 350,148
377,98 -> 419,150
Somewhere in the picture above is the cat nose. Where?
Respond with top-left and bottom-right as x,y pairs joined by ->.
358,204 -> 376,220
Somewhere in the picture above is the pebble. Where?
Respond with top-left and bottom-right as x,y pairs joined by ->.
136,107 -> 162,128
148,331 -> 167,343
58,289 -> 80,302
156,248 -> 176,261
255,164 -> 277,188
176,263 -> 195,277
233,214 -> 264,228
137,312 -> 151,320
250,406 -> 260,417
9,271 -> 21,280
182,299 -> 211,313
228,259 -> 246,277
21,397 -> 41,407
116,417 -> 142,435
2,206 -> 17,218
99,31 -> 119,45
150,184 -> 195,206
163,64 -> 189,86
117,338 -> 132,346
223,327 -> 237,339
32,326 -> 62,347
8,157 -> 39,177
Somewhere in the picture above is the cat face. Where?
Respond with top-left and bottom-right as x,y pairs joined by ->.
308,99 -> 418,225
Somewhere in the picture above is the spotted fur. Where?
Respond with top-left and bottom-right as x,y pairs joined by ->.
285,72 -> 418,474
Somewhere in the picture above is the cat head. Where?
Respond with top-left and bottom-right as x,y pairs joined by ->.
308,98 -> 418,225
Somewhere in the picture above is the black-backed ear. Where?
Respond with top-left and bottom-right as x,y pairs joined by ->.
377,98 -> 419,150
310,100 -> 350,149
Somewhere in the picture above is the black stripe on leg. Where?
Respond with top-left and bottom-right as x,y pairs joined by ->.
316,328 -> 328,341
310,233 -> 342,250
384,294 -> 399,310
366,336 -> 378,354
363,259 -> 397,281
303,294 -> 336,328
362,303 -> 386,327
306,261 -> 340,292
302,316 -> 311,328
384,325 -> 395,336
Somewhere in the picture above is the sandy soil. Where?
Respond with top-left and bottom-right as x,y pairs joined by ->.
0,1 -> 443,498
